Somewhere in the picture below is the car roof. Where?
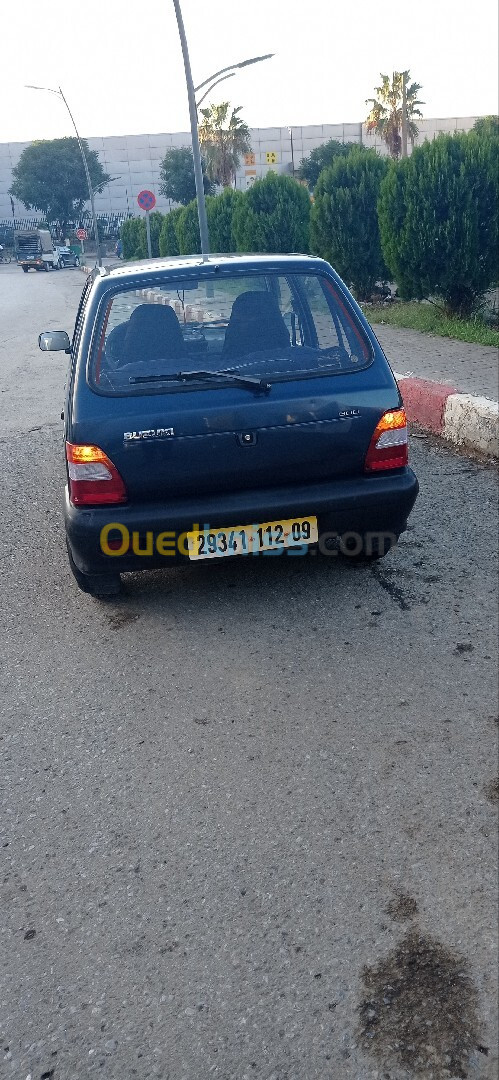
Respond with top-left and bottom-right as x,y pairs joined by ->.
94,252 -> 326,283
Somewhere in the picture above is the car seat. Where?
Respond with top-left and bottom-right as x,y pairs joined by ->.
221,291 -> 290,363
121,304 -> 187,365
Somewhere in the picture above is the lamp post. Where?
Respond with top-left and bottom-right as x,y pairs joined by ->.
172,0 -> 209,259
172,0 -> 273,258
194,53 -> 273,109
195,72 -> 236,111
25,84 -> 102,266
288,126 -> 295,176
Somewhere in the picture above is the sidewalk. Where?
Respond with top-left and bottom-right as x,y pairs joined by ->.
373,323 -> 499,401
373,324 -> 498,456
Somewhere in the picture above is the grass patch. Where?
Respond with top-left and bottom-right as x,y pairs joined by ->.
362,301 -> 499,347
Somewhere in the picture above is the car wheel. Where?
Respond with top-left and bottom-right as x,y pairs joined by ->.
74,257 -> 80,266
66,541 -> 122,598
58,260 -> 63,269
43,262 -> 49,271
22,266 -> 29,273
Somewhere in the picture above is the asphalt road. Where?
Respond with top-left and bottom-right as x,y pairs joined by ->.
1,264 -> 498,1080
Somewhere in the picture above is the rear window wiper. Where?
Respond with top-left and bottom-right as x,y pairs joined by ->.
130,370 -> 271,394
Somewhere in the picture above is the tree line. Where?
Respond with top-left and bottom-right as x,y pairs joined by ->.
8,74 -> 498,318
122,118 -> 498,318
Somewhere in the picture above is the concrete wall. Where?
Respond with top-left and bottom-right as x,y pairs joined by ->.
0,116 -> 480,226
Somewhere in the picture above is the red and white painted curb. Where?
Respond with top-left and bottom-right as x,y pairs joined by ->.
394,373 -> 498,458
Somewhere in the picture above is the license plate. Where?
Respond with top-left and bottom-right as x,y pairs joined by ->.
187,516 -> 318,560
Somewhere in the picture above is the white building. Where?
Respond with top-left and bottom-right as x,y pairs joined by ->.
0,116 -> 480,229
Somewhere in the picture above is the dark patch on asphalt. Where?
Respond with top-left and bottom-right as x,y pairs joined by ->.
385,892 -> 418,921
453,642 -> 474,655
371,565 -> 411,611
358,930 -> 481,1077
106,611 -> 140,629
483,776 -> 499,804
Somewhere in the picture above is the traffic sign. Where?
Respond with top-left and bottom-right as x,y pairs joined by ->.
137,190 -> 156,212
76,228 -> 87,240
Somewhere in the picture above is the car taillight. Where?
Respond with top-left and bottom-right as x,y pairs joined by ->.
66,443 -> 127,506
364,409 -> 408,472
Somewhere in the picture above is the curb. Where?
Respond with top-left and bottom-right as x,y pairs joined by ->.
79,266 -> 498,459
395,373 -> 498,458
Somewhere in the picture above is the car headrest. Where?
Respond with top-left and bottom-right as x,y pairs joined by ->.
122,303 -> 186,363
222,290 -> 290,361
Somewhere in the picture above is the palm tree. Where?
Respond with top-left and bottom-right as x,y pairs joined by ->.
198,103 -> 251,187
365,72 -> 424,158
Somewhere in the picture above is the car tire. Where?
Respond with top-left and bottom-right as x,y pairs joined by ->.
58,260 -> 63,269
22,266 -> 29,273
74,257 -> 80,266
66,541 -> 122,598
43,262 -> 49,271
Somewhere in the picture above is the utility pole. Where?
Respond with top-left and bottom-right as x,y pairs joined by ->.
401,70 -> 408,159
26,84 -> 102,266
289,127 -> 295,176
173,0 -> 210,259
57,86 -> 101,266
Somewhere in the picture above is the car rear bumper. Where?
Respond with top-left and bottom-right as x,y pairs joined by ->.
65,468 -> 419,575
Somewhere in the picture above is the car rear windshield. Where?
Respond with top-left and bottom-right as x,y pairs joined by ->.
89,271 -> 373,394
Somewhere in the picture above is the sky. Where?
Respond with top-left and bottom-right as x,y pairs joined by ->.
0,0 -> 497,144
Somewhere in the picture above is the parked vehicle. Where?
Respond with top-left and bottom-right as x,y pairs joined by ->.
54,245 -> 80,269
0,224 -> 14,248
38,253 -> 418,597
15,228 -> 58,272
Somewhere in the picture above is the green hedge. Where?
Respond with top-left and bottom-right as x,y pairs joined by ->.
121,217 -> 145,260
311,148 -> 389,299
159,208 -> 183,256
378,132 -> 499,315
121,211 -> 164,259
119,136 -> 499,317
175,199 -> 202,255
207,188 -> 244,252
232,172 -> 311,253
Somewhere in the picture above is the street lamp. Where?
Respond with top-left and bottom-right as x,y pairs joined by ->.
196,72 -> 235,111
25,84 -> 102,266
172,1 -> 209,259
194,54 -> 273,110
172,0 -> 273,258
288,126 -> 295,176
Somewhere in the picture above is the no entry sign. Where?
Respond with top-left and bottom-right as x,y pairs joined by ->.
137,190 -> 156,212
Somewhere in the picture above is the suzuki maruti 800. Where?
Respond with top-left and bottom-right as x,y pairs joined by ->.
39,254 -> 418,597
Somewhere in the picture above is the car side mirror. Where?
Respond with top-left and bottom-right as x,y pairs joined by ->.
39,331 -> 71,353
